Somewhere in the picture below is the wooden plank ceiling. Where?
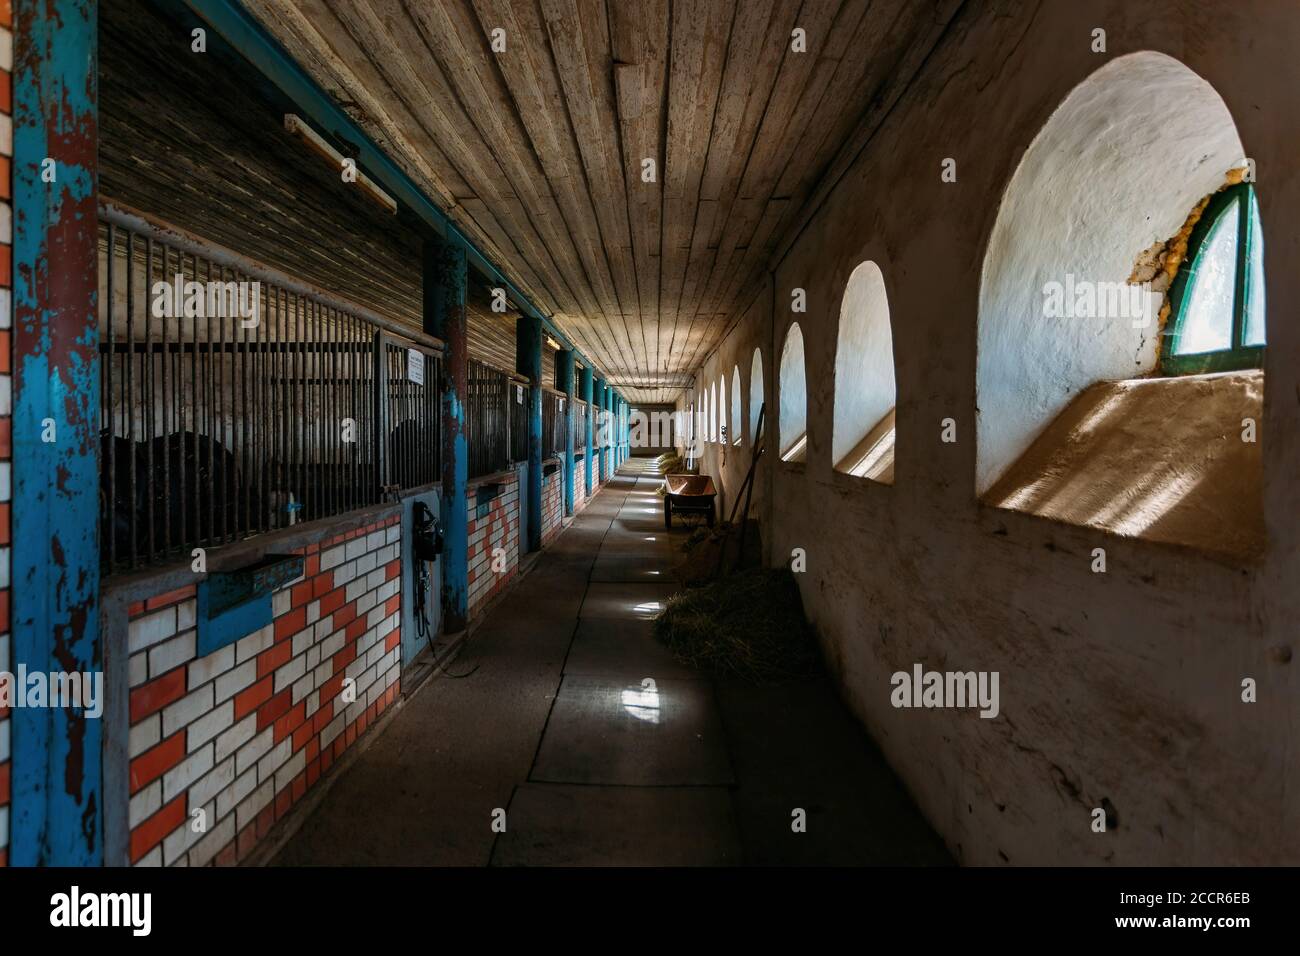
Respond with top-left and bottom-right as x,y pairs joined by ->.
246,0 -> 958,403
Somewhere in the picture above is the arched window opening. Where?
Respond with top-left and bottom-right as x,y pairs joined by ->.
977,51 -> 1263,558
778,323 -> 807,462
731,366 -> 742,446
709,381 -> 716,443
1162,181 -> 1265,374
749,348 -> 764,443
832,260 -> 896,484
718,374 -> 727,445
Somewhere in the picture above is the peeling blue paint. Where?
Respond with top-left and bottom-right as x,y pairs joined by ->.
516,315 -> 543,552
556,351 -> 576,515
12,0 -> 104,865
580,369 -> 594,495
426,239 -> 469,630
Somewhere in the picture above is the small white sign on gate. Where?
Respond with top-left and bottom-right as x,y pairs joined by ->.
516,384 -> 524,404
407,348 -> 425,386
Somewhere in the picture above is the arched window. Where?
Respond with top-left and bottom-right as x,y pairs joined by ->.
778,323 -> 807,462
977,51 -> 1263,557
1162,182 -> 1265,374
749,348 -> 764,442
832,260 -> 896,483
709,381 -> 716,443
731,365 -> 742,446
718,374 -> 727,445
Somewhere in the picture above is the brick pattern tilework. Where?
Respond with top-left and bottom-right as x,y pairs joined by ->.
467,471 -> 520,618
125,515 -> 402,866
541,462 -> 563,545
573,456 -> 587,510
0,0 -> 12,869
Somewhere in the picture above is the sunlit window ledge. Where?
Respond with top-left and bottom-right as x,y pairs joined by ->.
980,369 -> 1263,559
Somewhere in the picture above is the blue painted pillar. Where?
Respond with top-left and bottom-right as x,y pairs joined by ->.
603,385 -> 614,477
11,0 -> 102,866
580,365 -> 594,496
556,350 -> 575,515
425,236 -> 468,632
593,379 -> 606,484
516,313 -> 543,551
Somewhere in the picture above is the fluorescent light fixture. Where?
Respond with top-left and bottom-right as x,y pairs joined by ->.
284,114 -> 397,215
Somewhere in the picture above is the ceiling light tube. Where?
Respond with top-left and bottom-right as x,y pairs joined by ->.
284,113 -> 397,215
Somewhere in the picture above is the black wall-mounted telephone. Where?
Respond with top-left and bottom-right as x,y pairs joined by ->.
412,501 -> 443,562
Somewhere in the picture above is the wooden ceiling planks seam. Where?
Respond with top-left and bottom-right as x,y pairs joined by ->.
469,0 -> 635,378
242,0 -> 955,405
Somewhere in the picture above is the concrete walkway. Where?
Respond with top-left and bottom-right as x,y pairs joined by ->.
272,458 -> 950,866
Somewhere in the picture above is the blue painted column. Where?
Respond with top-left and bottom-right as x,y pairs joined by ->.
603,385 -> 614,477
516,313 -> 543,551
593,379 -> 606,485
556,350 -> 575,516
580,365 -> 594,496
11,0 -> 102,866
425,236 -> 468,632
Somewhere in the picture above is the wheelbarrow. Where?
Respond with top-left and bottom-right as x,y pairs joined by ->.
662,473 -> 716,529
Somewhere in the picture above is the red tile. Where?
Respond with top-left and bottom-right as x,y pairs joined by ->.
129,668 -> 186,723
291,719 -> 314,753
146,585 -> 197,610
274,606 -> 306,642
332,602 -> 357,630
128,731 -> 185,793
256,688 -> 292,731
236,823 -> 257,860
332,641 -> 357,674
129,793 -> 185,863
272,700 -> 306,744
344,617 -> 365,644
318,588 -> 345,617
233,675 -> 273,721
256,640 -> 291,678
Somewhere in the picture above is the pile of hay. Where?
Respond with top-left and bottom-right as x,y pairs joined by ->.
671,522 -> 729,584
653,568 -> 820,683
654,451 -> 683,474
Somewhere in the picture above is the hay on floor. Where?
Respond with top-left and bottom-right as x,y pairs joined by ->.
653,568 -> 820,684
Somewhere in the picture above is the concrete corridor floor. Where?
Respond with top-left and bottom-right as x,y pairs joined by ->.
272,458 -> 951,866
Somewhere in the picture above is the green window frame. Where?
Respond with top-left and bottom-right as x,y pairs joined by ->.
1161,182 -> 1264,375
